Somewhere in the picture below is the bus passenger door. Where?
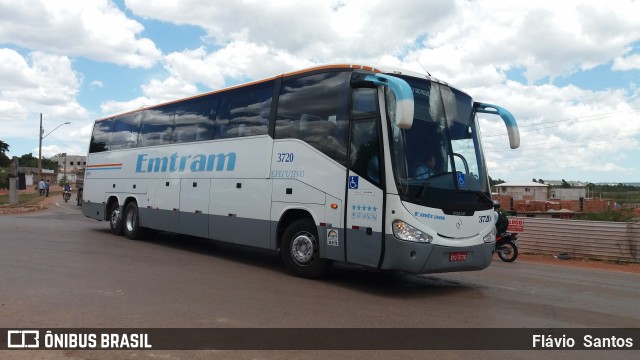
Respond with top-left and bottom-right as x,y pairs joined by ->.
179,178 -> 210,238
345,113 -> 385,268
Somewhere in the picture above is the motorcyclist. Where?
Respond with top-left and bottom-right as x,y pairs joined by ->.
493,201 -> 509,234
63,183 -> 72,195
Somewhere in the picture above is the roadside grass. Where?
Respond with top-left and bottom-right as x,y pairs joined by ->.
0,191 -> 61,206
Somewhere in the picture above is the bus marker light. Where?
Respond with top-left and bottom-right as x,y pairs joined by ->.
330,203 -> 338,209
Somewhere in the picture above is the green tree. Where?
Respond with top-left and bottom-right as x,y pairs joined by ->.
0,140 -> 10,168
0,139 -> 9,153
0,167 -> 8,189
18,153 -> 57,170
0,140 -> 9,189
489,176 -> 505,187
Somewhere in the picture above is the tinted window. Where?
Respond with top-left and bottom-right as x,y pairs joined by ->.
216,81 -> 273,139
275,72 -> 350,166
110,112 -> 143,150
89,118 -> 114,153
350,118 -> 381,187
349,88 -> 381,186
352,88 -> 378,117
172,95 -> 218,144
139,106 -> 175,147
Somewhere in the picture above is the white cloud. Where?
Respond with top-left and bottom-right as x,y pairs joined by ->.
0,49 -> 92,156
0,50 -> 88,122
125,0 -> 456,63
100,97 -> 152,118
478,80 -> 640,181
387,0 -> 640,85
0,0 -> 162,68
613,53 -> 640,71
120,0 -> 640,90
101,40 -> 316,113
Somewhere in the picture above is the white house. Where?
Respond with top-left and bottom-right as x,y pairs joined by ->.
51,154 -> 86,184
494,182 -> 549,201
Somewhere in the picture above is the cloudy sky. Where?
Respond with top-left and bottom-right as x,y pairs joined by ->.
1,0 -> 639,183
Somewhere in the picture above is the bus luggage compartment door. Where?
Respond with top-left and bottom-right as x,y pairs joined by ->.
179,178 -> 210,238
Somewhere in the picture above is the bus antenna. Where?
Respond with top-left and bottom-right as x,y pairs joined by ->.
416,61 -> 431,76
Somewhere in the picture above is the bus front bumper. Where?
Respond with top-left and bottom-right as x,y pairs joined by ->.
380,235 -> 494,274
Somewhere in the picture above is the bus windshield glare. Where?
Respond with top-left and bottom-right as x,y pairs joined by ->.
389,76 -> 492,211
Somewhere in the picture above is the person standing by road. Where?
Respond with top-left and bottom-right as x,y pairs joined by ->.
45,180 -> 50,197
39,178 -> 46,196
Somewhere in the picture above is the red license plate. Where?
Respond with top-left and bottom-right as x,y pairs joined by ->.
449,252 -> 467,262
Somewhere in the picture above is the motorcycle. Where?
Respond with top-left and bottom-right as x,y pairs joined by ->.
495,231 -> 519,262
63,190 -> 71,203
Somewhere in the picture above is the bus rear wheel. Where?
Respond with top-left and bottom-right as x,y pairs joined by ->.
109,202 -> 123,236
280,218 -> 332,279
123,202 -> 141,240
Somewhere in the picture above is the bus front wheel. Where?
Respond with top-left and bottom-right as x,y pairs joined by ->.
109,202 -> 123,236
280,218 -> 332,279
123,202 -> 141,240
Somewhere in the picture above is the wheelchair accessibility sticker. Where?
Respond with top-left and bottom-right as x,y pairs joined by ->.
348,176 -> 359,189
457,173 -> 466,187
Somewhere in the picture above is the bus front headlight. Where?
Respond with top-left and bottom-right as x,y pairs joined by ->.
483,227 -> 497,243
392,220 -> 433,243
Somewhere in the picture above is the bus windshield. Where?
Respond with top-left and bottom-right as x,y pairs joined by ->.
388,76 -> 492,211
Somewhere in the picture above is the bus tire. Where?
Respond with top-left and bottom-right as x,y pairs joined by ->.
109,202 -> 124,236
280,218 -> 332,279
123,202 -> 141,240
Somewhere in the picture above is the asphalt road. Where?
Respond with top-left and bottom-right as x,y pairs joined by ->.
1,200 -> 638,359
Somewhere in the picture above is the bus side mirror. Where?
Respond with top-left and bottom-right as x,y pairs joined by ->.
474,102 -> 520,149
351,73 -> 414,129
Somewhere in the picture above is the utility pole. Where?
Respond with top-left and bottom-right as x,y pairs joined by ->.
63,153 -> 67,185
38,113 -> 43,183
38,115 -> 70,185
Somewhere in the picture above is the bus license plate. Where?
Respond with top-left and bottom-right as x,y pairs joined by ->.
449,252 -> 467,262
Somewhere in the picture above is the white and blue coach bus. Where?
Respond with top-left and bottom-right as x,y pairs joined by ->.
82,64 -> 519,278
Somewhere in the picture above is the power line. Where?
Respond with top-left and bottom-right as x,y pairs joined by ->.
46,134 -> 74,151
481,107 -> 640,137
483,137 -> 639,153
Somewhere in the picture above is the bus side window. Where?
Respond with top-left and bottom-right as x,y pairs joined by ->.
172,95 -> 217,144
216,81 -> 273,139
139,107 -> 175,147
275,71 -> 350,166
110,112 -> 143,150
89,118 -> 115,153
352,88 -> 378,117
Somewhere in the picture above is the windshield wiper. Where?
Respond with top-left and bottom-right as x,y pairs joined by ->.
417,172 -> 454,198
475,191 -> 494,206
418,180 -> 431,198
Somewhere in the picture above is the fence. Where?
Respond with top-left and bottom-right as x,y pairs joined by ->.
514,217 -> 640,263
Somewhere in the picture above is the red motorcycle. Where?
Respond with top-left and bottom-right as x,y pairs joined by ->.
493,203 -> 519,262
495,231 -> 519,262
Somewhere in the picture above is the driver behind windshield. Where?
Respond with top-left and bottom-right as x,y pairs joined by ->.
414,153 -> 436,179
